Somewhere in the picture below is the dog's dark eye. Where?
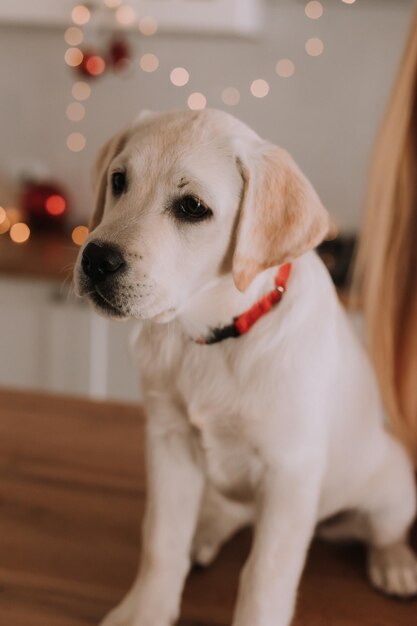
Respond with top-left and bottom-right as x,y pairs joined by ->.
172,195 -> 212,222
111,171 -> 126,196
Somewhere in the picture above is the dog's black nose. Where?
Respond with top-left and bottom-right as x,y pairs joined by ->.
82,242 -> 126,283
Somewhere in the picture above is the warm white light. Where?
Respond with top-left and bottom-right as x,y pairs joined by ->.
221,87 -> 240,106
67,132 -> 86,152
305,37 -> 324,56
250,79 -> 269,98
341,0 -> 356,4
170,67 -> 189,87
305,1 -> 323,19
275,59 -> 295,78
0,206 -> 6,224
71,5 -> 91,25
139,16 -> 158,36
72,81 -> 91,101
187,92 -> 207,110
65,47 -> 84,67
72,225 -> 89,246
104,0 -> 123,7
64,26 -> 84,46
10,222 -> 30,244
140,53 -> 159,72
66,102 -> 86,122
115,4 -> 136,25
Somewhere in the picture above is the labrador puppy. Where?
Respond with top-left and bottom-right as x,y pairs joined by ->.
74,109 -> 417,626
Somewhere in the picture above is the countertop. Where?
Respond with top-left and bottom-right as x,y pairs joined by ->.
0,388 -> 415,626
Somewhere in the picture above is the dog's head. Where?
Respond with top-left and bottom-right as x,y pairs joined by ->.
74,109 -> 329,321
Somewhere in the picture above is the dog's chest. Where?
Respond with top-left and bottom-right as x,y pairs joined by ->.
178,349 -> 263,501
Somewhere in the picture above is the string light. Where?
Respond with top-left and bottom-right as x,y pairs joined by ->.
115,4 -> 136,26
305,1 -> 324,19
305,37 -> 324,56
140,53 -> 159,72
66,102 -> 86,122
221,87 -> 240,106
10,223 -> 30,244
187,92 -> 207,110
72,225 -> 89,245
72,81 -> 91,101
65,26 -> 84,46
71,5 -> 91,25
250,79 -> 269,98
67,132 -> 86,152
139,16 -> 158,36
65,47 -> 84,67
170,67 -> 189,87
276,59 -> 295,78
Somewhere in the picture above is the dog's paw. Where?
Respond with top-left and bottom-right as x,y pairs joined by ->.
367,542 -> 417,599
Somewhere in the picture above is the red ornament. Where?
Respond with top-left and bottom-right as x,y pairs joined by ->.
21,181 -> 68,231
108,38 -> 131,71
77,49 -> 106,78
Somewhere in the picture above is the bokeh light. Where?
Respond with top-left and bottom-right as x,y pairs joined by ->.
65,47 -> 84,67
305,38 -> 324,56
72,81 -> 91,101
139,16 -> 158,36
275,59 -> 295,78
140,53 -> 159,72
250,79 -> 269,98
72,225 -> 89,246
66,102 -> 86,122
115,4 -> 136,26
71,5 -> 91,25
187,92 -> 207,110
67,132 -> 86,152
85,55 -> 106,76
10,223 -> 30,244
104,0 -> 123,7
221,87 -> 240,106
170,67 -> 189,87
64,27 -> 84,46
45,195 -> 66,216
305,1 -> 323,19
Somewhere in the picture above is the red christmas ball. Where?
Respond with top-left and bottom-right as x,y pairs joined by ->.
21,181 -> 68,230
76,49 -> 106,78
108,38 -> 131,71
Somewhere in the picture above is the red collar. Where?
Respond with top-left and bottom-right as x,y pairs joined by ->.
196,263 -> 292,345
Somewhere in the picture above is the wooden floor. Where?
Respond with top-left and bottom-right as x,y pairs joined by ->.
0,389 -> 416,626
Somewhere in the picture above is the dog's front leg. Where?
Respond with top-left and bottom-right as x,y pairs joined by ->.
232,460 -> 323,626
101,400 -> 204,626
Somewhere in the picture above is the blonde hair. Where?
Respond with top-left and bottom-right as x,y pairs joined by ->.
354,13 -> 417,463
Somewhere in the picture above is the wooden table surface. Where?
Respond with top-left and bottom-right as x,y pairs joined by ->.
0,388 -> 415,626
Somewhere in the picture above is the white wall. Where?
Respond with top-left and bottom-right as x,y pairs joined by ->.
0,0 -> 414,232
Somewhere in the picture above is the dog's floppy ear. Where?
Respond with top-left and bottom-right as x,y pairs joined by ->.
89,130 -> 129,231
232,143 -> 329,291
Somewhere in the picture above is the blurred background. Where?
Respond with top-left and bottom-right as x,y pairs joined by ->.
0,0 -> 414,402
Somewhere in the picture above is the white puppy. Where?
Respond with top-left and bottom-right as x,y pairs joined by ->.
74,109 -> 417,626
